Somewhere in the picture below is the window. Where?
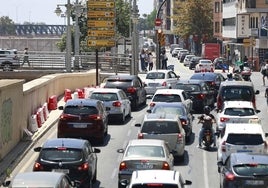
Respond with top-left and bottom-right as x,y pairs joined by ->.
226,134 -> 264,145
215,22 -> 220,33
215,2 -> 220,13
142,121 -> 180,134
64,105 -> 98,115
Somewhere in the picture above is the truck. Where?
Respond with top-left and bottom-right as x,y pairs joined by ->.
201,43 -> 220,61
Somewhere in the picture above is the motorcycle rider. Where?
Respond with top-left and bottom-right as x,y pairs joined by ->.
226,73 -> 234,81
198,106 -> 217,148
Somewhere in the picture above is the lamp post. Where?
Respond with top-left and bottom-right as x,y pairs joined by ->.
131,0 -> 139,75
55,0 -> 72,72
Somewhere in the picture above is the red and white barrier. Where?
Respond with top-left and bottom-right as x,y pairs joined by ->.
29,114 -> 38,132
42,102 -> 49,120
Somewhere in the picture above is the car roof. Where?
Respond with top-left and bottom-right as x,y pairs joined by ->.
91,88 -> 122,93
154,89 -> 184,94
128,139 -> 166,146
224,123 -> 264,134
106,75 -> 139,80
229,153 -> 268,165
131,170 -> 180,184
152,102 -> 186,108
42,138 -> 87,149
190,72 -> 220,80
223,101 -> 254,108
65,98 -> 100,106
219,80 -> 254,87
147,69 -> 172,74
144,113 -> 179,121
11,172 -> 68,187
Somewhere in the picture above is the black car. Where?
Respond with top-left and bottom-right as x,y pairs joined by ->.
175,80 -> 215,112
33,138 -> 101,188
103,75 -> 147,110
189,72 -> 226,100
217,153 -> 268,188
189,56 -> 202,70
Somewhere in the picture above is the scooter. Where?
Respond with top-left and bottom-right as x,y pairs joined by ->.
241,66 -> 251,81
202,128 -> 214,149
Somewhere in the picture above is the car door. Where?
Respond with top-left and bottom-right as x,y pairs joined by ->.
181,91 -> 193,112
85,142 -> 97,178
168,71 -> 179,89
119,90 -> 131,115
134,77 -> 146,104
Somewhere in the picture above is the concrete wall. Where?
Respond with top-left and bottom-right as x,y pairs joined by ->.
0,70 -> 96,160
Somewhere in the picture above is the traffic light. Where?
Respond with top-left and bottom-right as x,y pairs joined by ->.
157,29 -> 165,46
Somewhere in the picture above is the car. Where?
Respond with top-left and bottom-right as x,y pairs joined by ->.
217,123 -> 268,163
103,75 -> 147,110
120,170 -> 192,188
216,101 -> 261,132
32,138 -> 101,188
148,89 -> 193,112
0,49 -> 20,71
2,172 -> 78,188
175,79 -> 215,112
194,59 -> 215,73
177,49 -> 189,61
183,54 -> 196,66
213,57 -> 229,70
171,47 -> 183,57
189,56 -> 202,70
216,81 -> 260,111
143,69 -> 180,97
88,88 -> 131,123
117,139 -> 174,188
189,72 -> 226,99
170,44 -> 181,54
217,153 -> 268,188
135,113 -> 186,160
57,98 -> 108,144
179,51 -> 190,63
146,102 -> 193,142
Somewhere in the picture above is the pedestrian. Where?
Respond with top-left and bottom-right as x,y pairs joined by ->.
140,49 -> 146,71
265,87 -> 268,105
22,47 -> 30,66
144,50 -> 149,71
161,51 -> 168,69
148,51 -> 154,71
261,60 -> 268,86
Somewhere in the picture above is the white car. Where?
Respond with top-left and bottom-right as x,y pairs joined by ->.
89,88 -> 131,123
217,123 -> 268,163
122,170 -> 192,188
195,59 -> 215,73
183,54 -> 195,66
216,101 -> 261,131
148,89 -> 193,112
143,69 -> 180,97
171,47 -> 183,57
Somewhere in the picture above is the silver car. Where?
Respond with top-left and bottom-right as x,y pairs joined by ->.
89,88 -> 131,123
144,70 -> 180,97
117,139 -> 174,188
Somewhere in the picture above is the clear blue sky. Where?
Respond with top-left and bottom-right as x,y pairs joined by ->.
0,0 -> 154,25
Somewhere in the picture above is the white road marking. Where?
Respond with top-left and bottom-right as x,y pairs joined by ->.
203,150 -> 209,188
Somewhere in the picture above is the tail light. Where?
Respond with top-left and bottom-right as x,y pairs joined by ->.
196,94 -> 205,100
150,103 -> 155,107
180,119 -> 188,126
113,101 -> 121,107
78,162 -> 89,171
162,82 -> 167,86
161,162 -> 170,170
89,114 -> 102,120
119,162 -> 127,170
33,162 -> 43,171
221,141 -> 226,152
177,133 -> 183,143
59,114 -> 76,120
138,133 -> 143,139
220,117 -> 229,122
127,87 -> 136,93
225,172 -> 235,181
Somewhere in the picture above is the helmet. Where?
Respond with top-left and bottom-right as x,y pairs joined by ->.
227,73 -> 233,79
203,106 -> 211,114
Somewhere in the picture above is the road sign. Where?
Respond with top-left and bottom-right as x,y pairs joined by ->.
155,18 -> 162,26
88,11 -> 115,18
87,30 -> 115,37
87,1 -> 115,8
87,20 -> 115,28
87,39 -> 115,47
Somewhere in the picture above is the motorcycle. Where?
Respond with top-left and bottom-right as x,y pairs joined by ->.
240,66 -> 251,81
198,115 -> 215,150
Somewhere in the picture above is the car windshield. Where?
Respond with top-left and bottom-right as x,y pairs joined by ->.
126,146 -> 164,158
132,184 -> 178,188
105,79 -> 132,88
141,121 -> 180,134
200,60 -> 212,64
40,148 -> 82,162
90,93 -> 118,101
153,94 -> 182,102
226,134 -> 264,145
190,74 -> 215,80
175,84 -> 200,92
224,108 -> 255,116
152,106 -> 185,116
63,106 -> 98,115
146,72 -> 165,79
233,163 -> 268,176
222,88 -> 253,101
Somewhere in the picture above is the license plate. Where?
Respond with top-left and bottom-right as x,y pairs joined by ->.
237,150 -> 252,153
245,180 -> 264,185
52,169 -> 69,174
73,124 -> 87,128
136,164 -> 153,169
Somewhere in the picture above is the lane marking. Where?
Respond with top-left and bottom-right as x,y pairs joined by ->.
203,150 -> 209,188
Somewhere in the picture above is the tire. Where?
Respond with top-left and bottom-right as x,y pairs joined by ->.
3,64 -> 12,71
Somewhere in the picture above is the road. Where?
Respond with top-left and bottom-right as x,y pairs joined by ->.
4,51 -> 268,188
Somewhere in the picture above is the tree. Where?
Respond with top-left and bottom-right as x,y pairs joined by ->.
0,16 -> 16,35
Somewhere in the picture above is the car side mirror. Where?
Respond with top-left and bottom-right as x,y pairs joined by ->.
147,109 -> 152,113
33,147 -> 42,152
255,90 -> 260,95
93,148 -> 101,153
217,161 -> 223,167
265,133 -> 268,137
184,180 -> 192,185
256,110 -> 261,113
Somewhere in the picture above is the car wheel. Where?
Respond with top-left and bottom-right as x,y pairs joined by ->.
3,64 -> 12,71
127,108 -> 132,118
118,181 -> 124,188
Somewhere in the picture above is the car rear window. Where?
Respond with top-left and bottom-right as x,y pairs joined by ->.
63,105 -> 98,115
141,121 -> 180,134
40,148 -> 82,162
175,84 -> 200,92
90,92 -> 118,101
224,108 -> 255,116
233,164 -> 268,176
132,184 -> 178,188
153,94 -> 182,102
105,79 -> 132,88
222,88 -> 253,101
146,72 -> 165,79
152,107 -> 185,116
226,134 -> 264,145
126,146 -> 164,158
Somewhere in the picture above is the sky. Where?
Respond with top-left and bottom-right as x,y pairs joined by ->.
0,0 -> 154,25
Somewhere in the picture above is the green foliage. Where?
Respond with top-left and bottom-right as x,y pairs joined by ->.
0,16 -> 16,35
